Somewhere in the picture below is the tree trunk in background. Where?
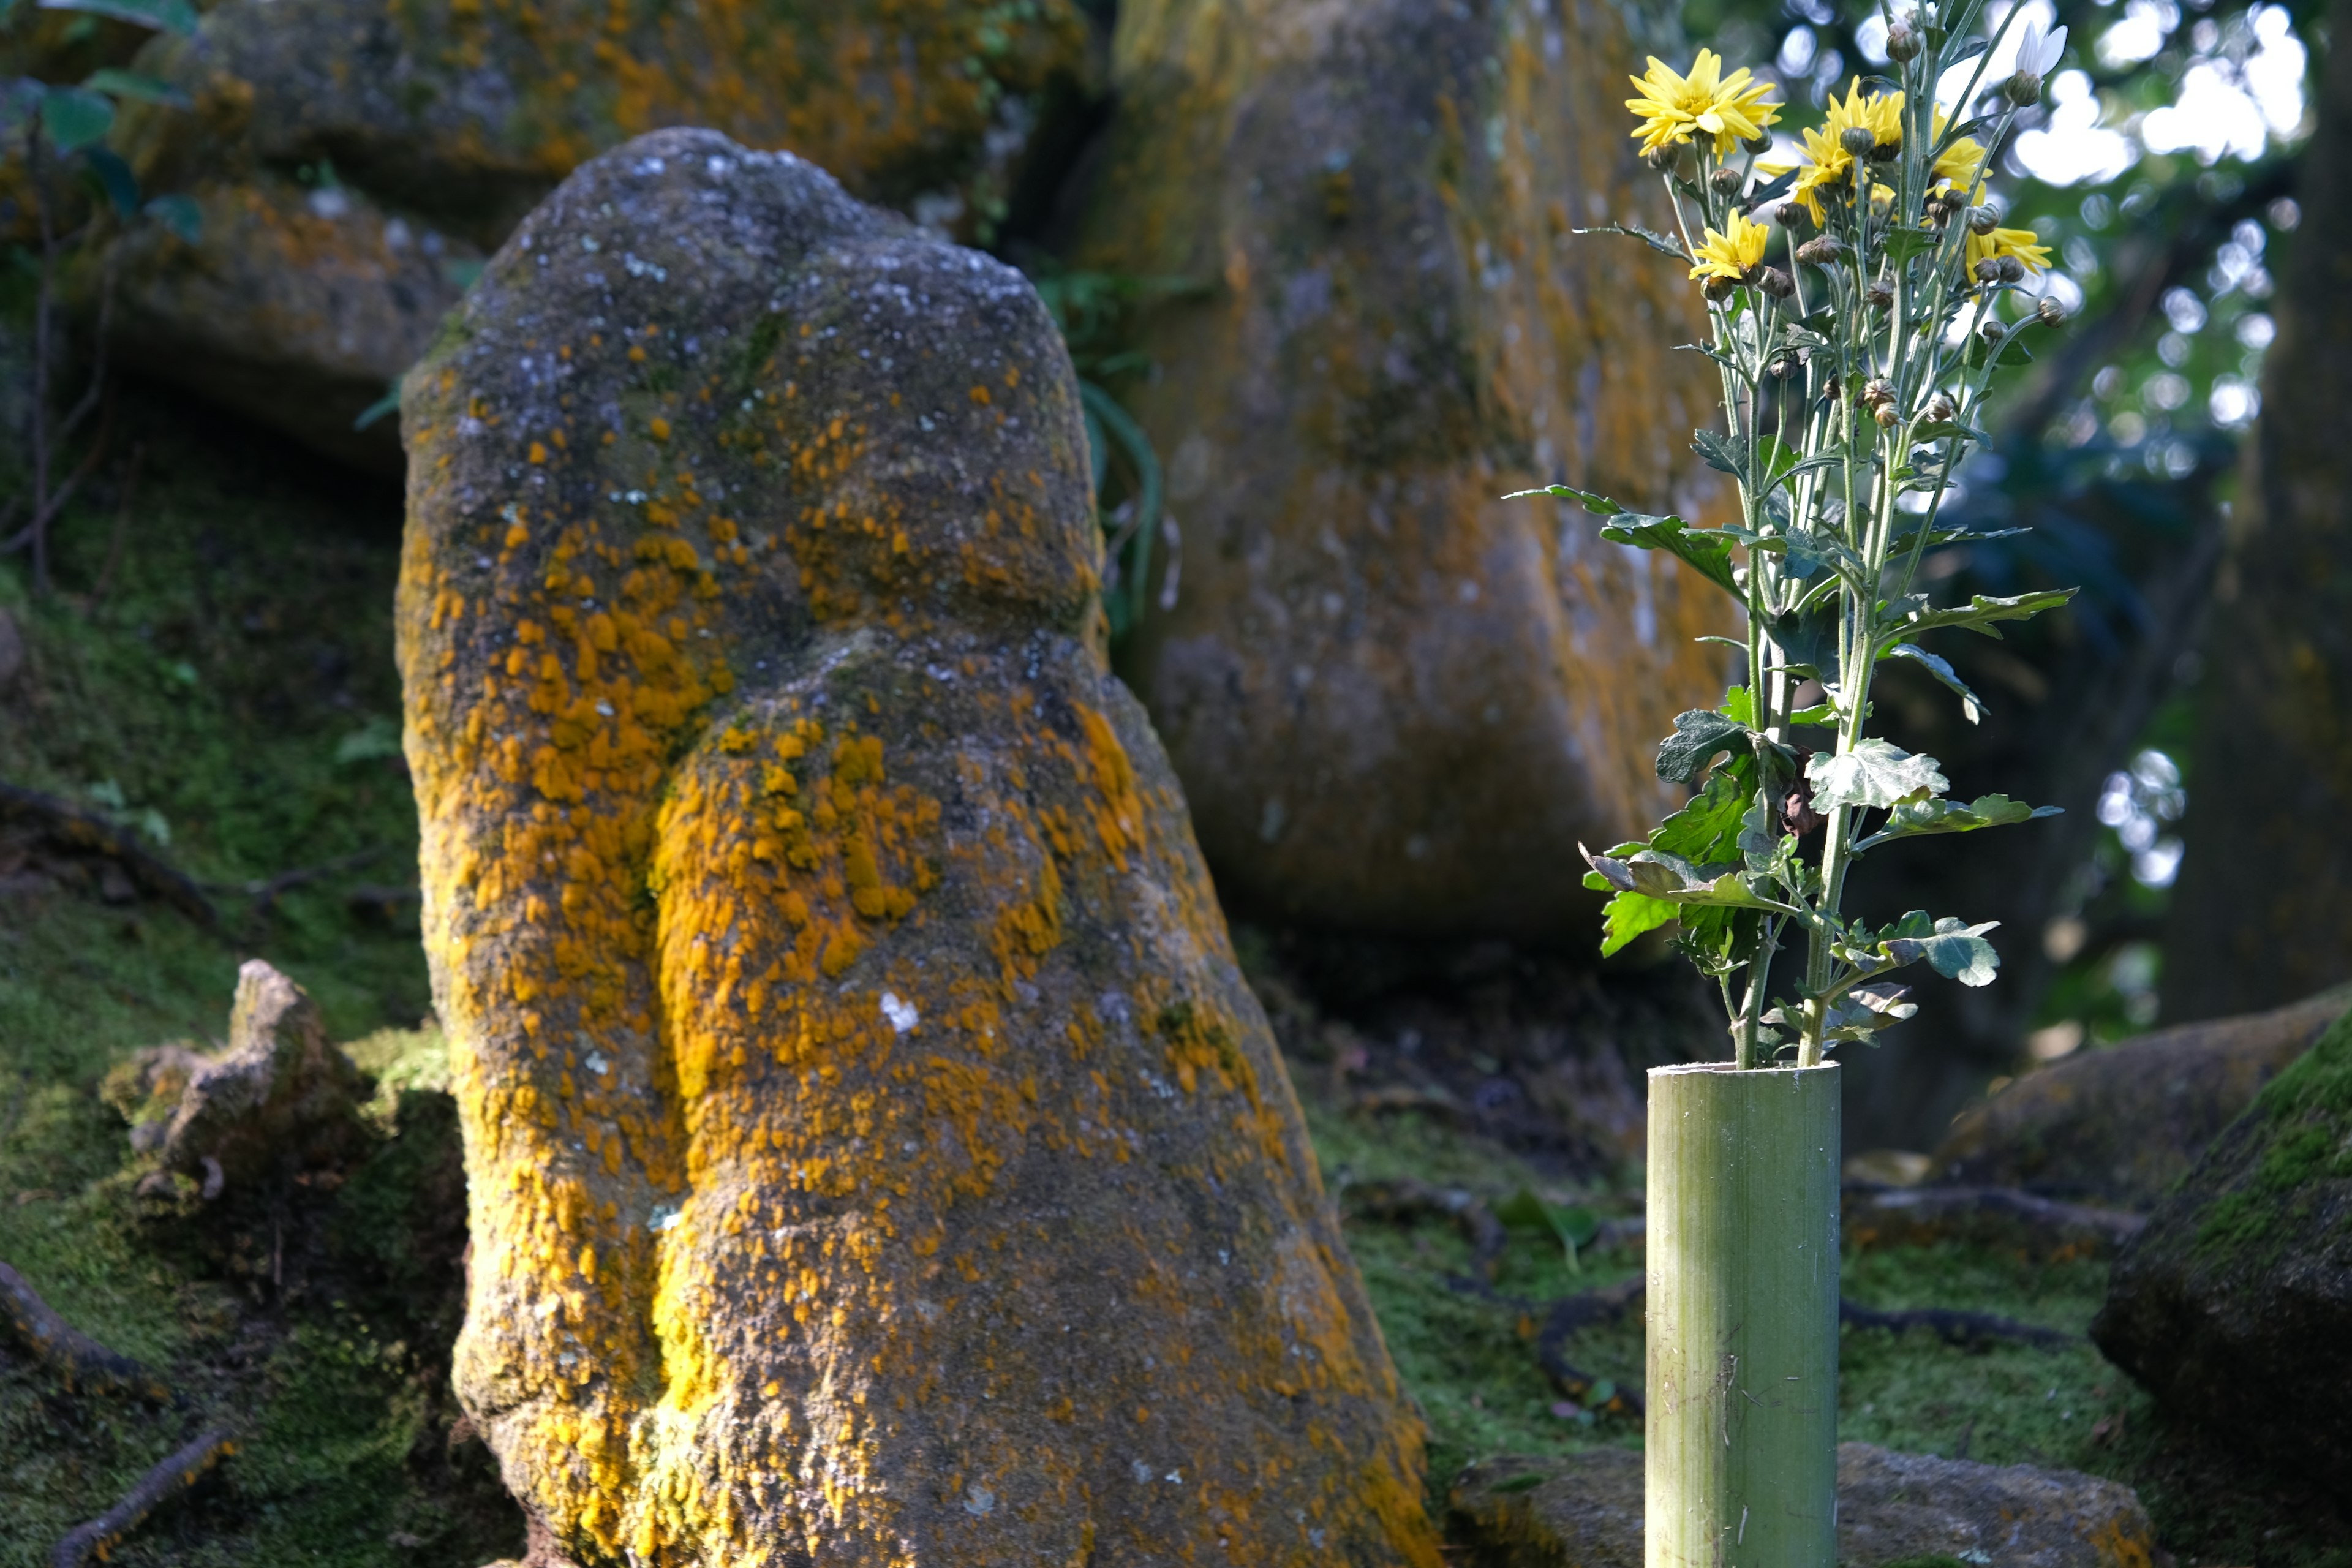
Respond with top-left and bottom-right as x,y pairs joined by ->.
2164,0 -> 2352,1022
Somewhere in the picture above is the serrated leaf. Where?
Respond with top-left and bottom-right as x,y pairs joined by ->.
39,0 -> 199,34
1597,889 -> 1679,956
40,86 -> 113,152
1571,222 -> 1691,262
1692,428 -> 1746,479
1886,587 -> 2078,642
81,67 -> 191,108
1882,917 -> 2001,987
1598,516 -> 1739,598
1884,641 -> 1986,723
1503,483 -> 1624,514
1806,738 -> 1948,813
1858,791 -> 2061,850
1766,605 -> 1841,682
1656,709 -> 1752,784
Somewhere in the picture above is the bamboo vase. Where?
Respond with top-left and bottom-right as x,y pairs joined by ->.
1646,1061 -> 1841,1568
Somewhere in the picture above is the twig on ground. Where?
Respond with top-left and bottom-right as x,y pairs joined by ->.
0,782 -> 219,928
50,1426 -> 236,1568
1844,1184 -> 2146,1259
205,844 -> 389,923
0,1260 -> 173,1400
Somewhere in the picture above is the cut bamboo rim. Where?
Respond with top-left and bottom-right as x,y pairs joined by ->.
1646,1061 -> 1840,1568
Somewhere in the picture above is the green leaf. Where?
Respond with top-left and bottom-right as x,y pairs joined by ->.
1597,889 -> 1680,957
38,0 -> 200,35
143,192 -> 202,241
1882,917 -> 2002,987
40,85 -> 114,152
1884,587 -> 2077,643
1884,641 -> 1987,723
1656,709 -> 1751,784
1570,222 -> 1690,262
1495,1188 -> 1599,1271
1692,428 -> 1746,479
1856,791 -> 2060,851
1765,605 -> 1841,680
78,143 -> 138,215
1765,982 -> 1918,1043
81,67 -> 191,108
1806,739 -> 1948,813
1503,483 -> 1623,515
1599,516 -> 1738,598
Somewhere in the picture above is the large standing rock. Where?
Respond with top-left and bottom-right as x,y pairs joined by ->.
1068,0 -> 1732,937
104,0 -> 1093,464
1449,1445 -> 2161,1568
1928,986 -> 2350,1207
2091,1005 -> 2352,1491
396,128 -> 1438,1566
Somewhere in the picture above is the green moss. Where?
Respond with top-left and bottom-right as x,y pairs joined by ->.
2194,1007 -> 2352,1259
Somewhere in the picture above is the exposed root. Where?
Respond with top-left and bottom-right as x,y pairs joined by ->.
1337,1175 -> 1508,1280
1844,1183 -> 2146,1259
0,1260 -> 173,1400
1838,1298 -> 2078,1349
0,781 -> 219,928
50,1426 -> 236,1568
1533,1276 -> 1647,1417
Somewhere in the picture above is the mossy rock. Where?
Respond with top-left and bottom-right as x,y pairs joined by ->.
2091,1003 -> 2352,1490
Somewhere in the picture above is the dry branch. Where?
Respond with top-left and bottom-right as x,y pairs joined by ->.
50,1426 -> 236,1568
0,1260 -> 172,1400
0,782 -> 218,928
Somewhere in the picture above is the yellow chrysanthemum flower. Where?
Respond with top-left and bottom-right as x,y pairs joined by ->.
1930,108 -> 1987,196
1626,49 -> 1784,157
1689,211 -> 1772,283
1760,79 -> 1903,222
1967,224 -> 2053,274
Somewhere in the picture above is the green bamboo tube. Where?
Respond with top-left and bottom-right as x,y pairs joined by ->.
1646,1062 -> 1841,1568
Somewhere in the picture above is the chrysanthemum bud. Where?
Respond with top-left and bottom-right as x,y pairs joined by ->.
1743,132 -> 1775,156
2038,296 -> 2067,328
1702,273 -> 1737,302
1758,266 -> 1796,300
1981,319 -> 2007,342
1841,126 -> 1878,159
1966,205 -> 2000,235
1863,377 -> 1894,407
1973,258 -> 2005,283
1869,138 -> 1901,163
1769,352 -> 1806,379
1644,145 -> 1681,173
1774,201 -> 1811,230
1887,21 -> 1924,61
1875,402 -> 1901,429
1926,392 -> 1956,422
1795,235 -> 1843,267
2004,70 -> 2045,107
1996,255 -> 2027,284
1866,282 -> 1894,312
1711,167 -> 1744,196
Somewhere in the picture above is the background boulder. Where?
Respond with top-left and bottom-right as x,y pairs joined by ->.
1067,0 -> 1733,937
1928,985 -> 2350,1207
2092,1003 -> 2352,1491
398,127 -> 1438,1564
101,0 -> 1096,464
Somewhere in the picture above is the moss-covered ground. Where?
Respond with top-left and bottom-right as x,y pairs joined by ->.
1,392 -> 2346,1566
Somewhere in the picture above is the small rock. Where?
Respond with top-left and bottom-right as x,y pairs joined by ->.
1449,1444 -> 2160,1568
2092,1005 -> 2352,1491
144,960 -> 368,1192
1930,985 -> 2350,1206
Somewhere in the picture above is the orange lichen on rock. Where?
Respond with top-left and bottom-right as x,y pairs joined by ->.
397,129 -> 1438,1565
1076,0 -> 1736,937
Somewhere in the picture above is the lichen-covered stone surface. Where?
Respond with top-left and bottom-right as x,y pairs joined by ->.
103,0 -> 1093,462
395,127 -> 1438,1566
1070,0 -> 1731,937
1448,1444 -> 2160,1568
1928,986 -> 2350,1207
2092,1005 -> 2352,1492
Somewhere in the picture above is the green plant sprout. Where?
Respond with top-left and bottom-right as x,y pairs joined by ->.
1517,1 -> 2079,1072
